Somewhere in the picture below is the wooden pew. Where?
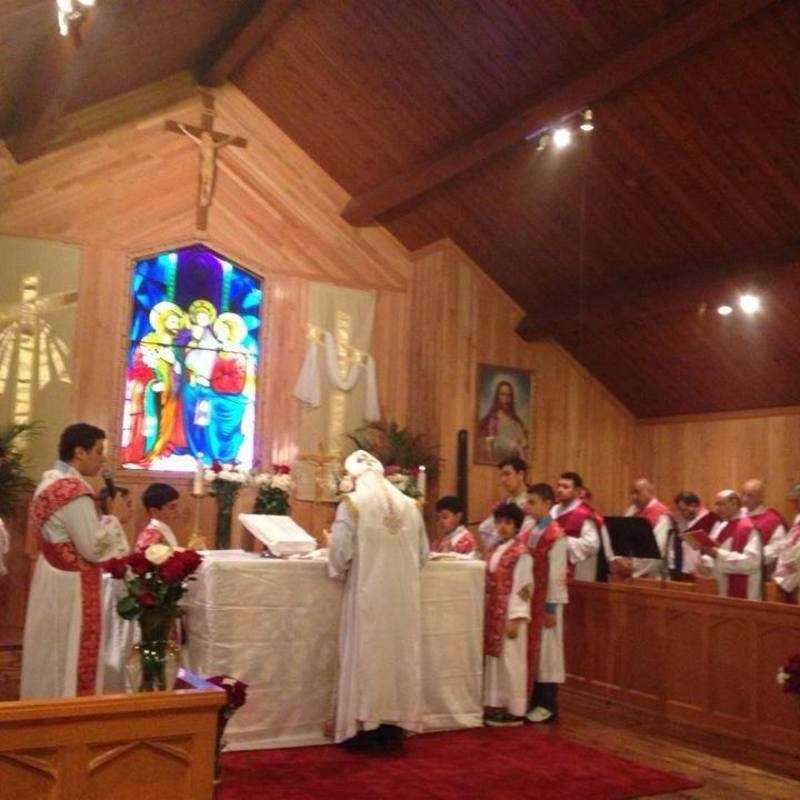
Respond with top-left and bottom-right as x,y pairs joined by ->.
564,579 -> 800,756
0,681 -> 225,799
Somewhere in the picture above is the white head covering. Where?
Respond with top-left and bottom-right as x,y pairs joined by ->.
344,450 -> 384,478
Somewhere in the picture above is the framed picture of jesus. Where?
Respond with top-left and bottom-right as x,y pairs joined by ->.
474,364 -> 533,466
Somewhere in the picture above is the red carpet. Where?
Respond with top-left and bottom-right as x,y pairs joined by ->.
217,726 -> 701,800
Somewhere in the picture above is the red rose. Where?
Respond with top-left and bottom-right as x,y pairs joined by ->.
138,591 -> 156,607
159,555 -> 185,583
103,557 -> 128,579
211,460 -> 223,474
273,464 -> 291,475
127,551 -> 151,576
177,549 -> 203,576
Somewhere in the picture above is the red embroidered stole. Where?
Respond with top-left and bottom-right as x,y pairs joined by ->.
484,540 -> 528,658
523,520 -> 563,696
27,477 -> 102,697
715,517 -> 756,599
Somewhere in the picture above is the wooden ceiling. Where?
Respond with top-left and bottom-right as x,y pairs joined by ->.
233,0 -> 800,417
2,0 -> 800,416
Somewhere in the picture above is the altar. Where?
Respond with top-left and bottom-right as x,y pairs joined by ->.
182,552 -> 485,750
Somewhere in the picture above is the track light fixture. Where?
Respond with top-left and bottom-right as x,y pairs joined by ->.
580,109 -> 594,132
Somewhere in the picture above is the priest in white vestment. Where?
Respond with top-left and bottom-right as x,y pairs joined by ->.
327,450 -> 428,746
21,423 -> 132,699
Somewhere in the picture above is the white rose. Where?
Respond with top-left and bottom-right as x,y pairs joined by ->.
338,476 -> 354,493
272,474 -> 293,492
255,473 -> 273,486
145,543 -> 173,566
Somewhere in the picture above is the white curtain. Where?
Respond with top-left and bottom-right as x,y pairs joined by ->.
293,284 -> 380,487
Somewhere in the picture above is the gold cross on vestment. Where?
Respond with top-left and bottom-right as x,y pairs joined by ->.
164,92 -> 247,231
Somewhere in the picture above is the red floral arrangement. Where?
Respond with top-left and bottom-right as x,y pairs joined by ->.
777,651 -> 800,695
103,544 -> 202,621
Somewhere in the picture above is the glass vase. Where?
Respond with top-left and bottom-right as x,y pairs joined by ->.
127,611 -> 181,692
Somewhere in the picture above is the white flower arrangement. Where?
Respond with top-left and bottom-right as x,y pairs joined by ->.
204,465 -> 251,485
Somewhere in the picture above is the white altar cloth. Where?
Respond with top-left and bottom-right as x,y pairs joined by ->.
183,552 -> 485,750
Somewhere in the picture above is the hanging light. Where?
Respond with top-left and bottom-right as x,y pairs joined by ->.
553,128 -> 572,149
536,134 -> 550,152
580,109 -> 595,132
717,305 -> 733,316
738,294 -> 761,314
56,0 -> 95,37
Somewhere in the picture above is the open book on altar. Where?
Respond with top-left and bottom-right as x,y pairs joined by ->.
238,514 -> 317,557
679,528 -> 716,551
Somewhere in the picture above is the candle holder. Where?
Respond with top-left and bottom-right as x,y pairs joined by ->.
187,490 -> 209,551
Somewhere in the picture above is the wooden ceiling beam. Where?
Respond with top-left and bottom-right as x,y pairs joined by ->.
4,11 -> 103,163
342,0 -> 779,226
516,244 -> 800,342
197,0 -> 297,88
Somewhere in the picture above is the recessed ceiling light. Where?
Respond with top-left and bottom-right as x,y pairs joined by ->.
553,128 -> 571,149
738,294 -> 761,314
717,305 -> 733,316
580,109 -> 594,132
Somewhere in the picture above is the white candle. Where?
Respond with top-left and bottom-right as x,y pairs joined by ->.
193,455 -> 205,496
417,465 -> 426,501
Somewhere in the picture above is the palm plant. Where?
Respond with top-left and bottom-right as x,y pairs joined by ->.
0,423 -> 37,518
346,420 -> 438,478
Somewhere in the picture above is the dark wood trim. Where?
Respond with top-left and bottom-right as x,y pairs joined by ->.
342,0 -> 779,225
197,0 -> 297,87
516,243 -> 800,341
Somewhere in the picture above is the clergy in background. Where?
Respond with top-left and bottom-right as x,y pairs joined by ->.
699,490 -> 762,600
740,478 -> 789,578
21,423 -> 132,699
621,478 -> 674,578
327,450 -> 428,748
773,484 -> 800,602
670,490 -> 718,578
551,472 -> 600,581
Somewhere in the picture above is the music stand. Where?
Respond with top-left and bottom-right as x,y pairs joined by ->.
604,516 -> 662,560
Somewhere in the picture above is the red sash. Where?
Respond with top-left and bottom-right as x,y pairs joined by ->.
27,477 -> 102,697
749,507 -> 787,545
484,540 -> 528,658
555,502 -> 599,578
522,520 -> 563,695
636,500 -> 671,528
715,517 -> 756,599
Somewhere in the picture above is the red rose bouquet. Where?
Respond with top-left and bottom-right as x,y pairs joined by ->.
103,544 -> 203,690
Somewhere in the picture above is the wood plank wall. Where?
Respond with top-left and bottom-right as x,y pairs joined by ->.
635,407 -> 800,516
409,241 -> 638,524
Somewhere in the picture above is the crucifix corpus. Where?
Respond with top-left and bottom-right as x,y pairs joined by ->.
164,92 -> 247,230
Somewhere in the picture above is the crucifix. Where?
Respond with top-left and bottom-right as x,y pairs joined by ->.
164,92 -> 247,230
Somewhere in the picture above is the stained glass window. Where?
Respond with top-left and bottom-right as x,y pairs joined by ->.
120,244 -> 261,471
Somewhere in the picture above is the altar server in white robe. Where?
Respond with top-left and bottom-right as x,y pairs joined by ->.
21,423 -> 132,699
552,472 -> 600,581
327,450 -> 428,746
478,457 -> 529,553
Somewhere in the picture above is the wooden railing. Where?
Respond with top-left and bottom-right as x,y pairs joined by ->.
564,580 -> 800,755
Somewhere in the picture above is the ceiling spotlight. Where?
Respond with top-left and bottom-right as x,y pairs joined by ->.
580,109 -> 594,132
717,305 -> 733,316
738,294 -> 761,314
553,128 -> 571,149
536,134 -> 550,152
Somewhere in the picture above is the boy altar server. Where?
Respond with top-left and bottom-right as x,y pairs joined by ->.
135,483 -> 181,551
433,495 -> 477,557
484,503 -> 533,726
522,483 -> 567,723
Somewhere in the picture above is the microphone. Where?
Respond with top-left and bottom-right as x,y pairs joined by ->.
101,468 -> 117,500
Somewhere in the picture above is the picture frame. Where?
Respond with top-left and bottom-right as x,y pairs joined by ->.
474,364 -> 533,466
